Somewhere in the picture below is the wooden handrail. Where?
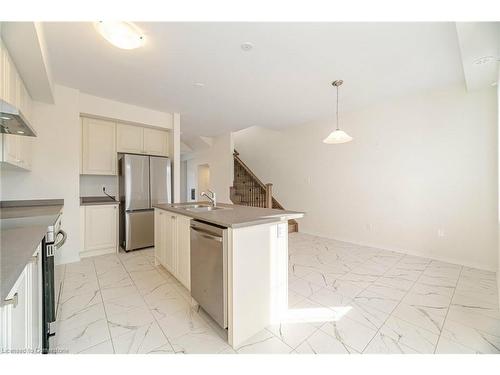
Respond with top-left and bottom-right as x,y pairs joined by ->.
231,149 -> 298,231
233,150 -> 267,191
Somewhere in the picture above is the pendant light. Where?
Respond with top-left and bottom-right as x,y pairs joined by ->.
323,80 -> 353,144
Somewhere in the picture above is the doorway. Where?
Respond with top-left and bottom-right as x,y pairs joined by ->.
197,164 -> 210,201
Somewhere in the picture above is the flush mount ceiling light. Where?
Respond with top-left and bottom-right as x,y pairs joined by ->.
323,80 -> 353,144
95,21 -> 145,50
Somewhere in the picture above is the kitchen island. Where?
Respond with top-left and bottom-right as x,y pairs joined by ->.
153,202 -> 303,349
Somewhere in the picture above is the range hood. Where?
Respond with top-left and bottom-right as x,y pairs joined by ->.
0,99 -> 37,137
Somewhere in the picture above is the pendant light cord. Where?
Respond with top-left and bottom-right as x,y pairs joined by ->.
336,84 -> 340,130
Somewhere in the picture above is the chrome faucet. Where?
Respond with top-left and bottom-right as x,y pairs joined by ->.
201,190 -> 216,207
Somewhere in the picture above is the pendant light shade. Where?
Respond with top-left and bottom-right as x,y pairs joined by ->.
323,129 -> 353,144
323,80 -> 353,144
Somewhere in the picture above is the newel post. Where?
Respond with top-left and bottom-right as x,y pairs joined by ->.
265,183 -> 273,208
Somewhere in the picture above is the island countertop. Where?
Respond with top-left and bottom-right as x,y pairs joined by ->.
0,199 -> 64,302
153,202 -> 304,228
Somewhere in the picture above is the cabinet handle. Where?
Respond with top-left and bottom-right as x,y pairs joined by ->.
30,254 -> 39,263
3,293 -> 18,307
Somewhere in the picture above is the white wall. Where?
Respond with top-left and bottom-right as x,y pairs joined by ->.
186,133 -> 234,204
497,67 -> 500,297
79,175 -> 118,198
235,86 -> 498,271
0,85 -> 81,264
180,160 -> 188,202
79,92 -> 173,130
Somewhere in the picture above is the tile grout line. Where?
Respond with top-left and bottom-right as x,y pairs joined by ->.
117,249 -> 178,354
433,265 -> 463,354
92,257 -> 117,354
289,242 -> 408,352
290,234 -> 495,354
359,255 -> 435,353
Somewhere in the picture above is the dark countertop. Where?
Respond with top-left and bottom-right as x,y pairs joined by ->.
0,199 -> 64,302
153,202 -> 304,228
80,196 -> 119,206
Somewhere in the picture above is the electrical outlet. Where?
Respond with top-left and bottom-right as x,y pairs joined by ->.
366,223 -> 373,231
437,229 -> 445,238
277,225 -> 285,238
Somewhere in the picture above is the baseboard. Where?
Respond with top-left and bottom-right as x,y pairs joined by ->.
298,230 -> 496,272
79,247 -> 117,259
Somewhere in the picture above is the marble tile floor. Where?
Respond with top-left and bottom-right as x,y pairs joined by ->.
55,232 -> 500,354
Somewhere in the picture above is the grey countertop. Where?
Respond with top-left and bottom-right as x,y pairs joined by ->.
153,202 -> 304,228
80,196 -> 119,206
0,199 -> 64,302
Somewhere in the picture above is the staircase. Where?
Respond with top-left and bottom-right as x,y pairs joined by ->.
230,150 -> 299,233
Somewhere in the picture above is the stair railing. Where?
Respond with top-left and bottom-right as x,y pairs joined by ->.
233,150 -> 273,208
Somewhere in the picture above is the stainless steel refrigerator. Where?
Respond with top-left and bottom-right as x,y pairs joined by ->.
119,154 -> 171,251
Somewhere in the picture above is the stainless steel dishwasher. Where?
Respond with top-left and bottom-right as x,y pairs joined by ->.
190,220 -> 228,328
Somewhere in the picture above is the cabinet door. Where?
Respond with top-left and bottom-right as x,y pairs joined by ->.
19,136 -> 33,170
0,41 -> 4,102
83,205 -> 118,254
81,117 -> 117,175
1,45 -> 13,105
117,123 -> 144,154
9,267 -> 28,352
29,247 -> 42,352
1,134 -> 31,170
155,209 -> 166,265
2,134 -> 20,166
7,55 -> 19,107
176,215 -> 191,290
163,214 -> 177,274
18,79 -> 32,123
143,128 -> 169,157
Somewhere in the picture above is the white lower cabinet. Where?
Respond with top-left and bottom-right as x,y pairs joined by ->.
176,215 -> 191,290
81,204 -> 118,258
0,246 -> 42,353
154,210 -> 191,290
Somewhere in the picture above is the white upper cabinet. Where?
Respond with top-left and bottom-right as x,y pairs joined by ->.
17,79 -> 33,123
1,41 -> 14,105
117,122 -> 169,157
116,123 -> 144,154
0,40 -> 35,171
143,127 -> 169,157
81,117 -> 117,175
1,40 -> 33,118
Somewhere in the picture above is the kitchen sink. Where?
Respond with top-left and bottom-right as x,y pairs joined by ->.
172,203 -> 230,212
185,206 -> 227,212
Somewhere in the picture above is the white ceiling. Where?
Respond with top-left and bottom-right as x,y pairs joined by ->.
455,22 -> 499,91
42,22 -> 465,137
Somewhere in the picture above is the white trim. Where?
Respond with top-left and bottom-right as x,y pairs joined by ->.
79,247 -> 116,259
300,230 -> 496,272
